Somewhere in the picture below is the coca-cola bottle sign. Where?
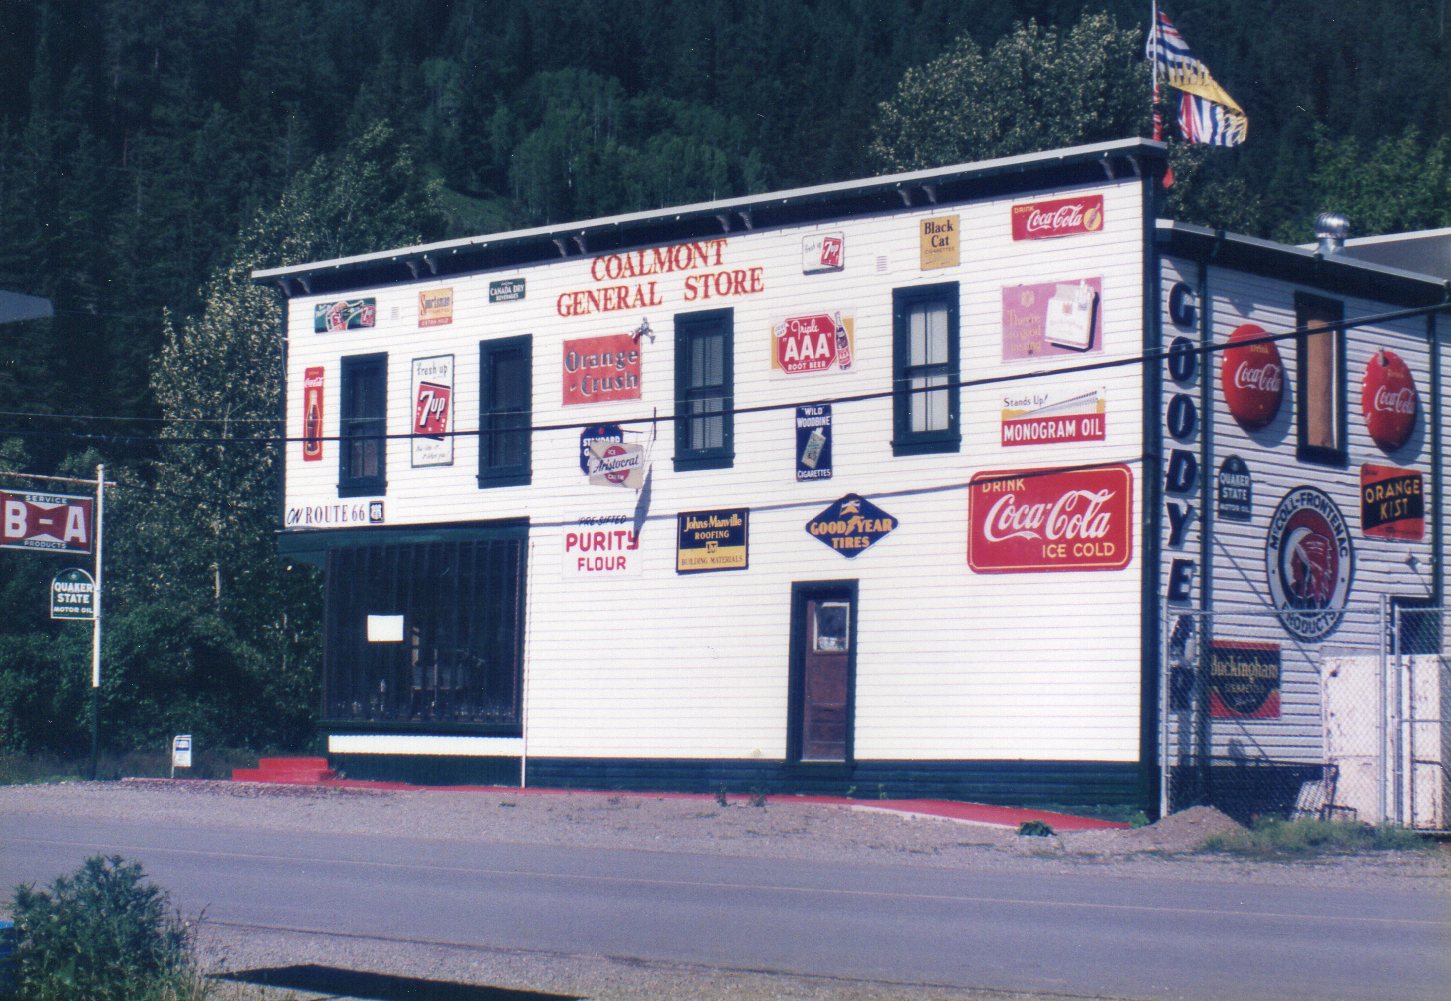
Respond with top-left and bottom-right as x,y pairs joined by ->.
1220,323 -> 1284,430
1361,349 -> 1418,451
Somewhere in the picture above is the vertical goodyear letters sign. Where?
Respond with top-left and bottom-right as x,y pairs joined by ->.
1,492 -> 93,553
676,508 -> 748,574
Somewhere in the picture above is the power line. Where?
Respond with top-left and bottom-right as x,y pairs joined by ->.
1,298 -> 1446,449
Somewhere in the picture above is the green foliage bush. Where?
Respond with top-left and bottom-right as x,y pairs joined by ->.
1201,817 -> 1429,858
8,855 -> 209,1001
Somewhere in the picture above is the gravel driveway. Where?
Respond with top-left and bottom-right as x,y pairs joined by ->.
2,780 -> 1447,1000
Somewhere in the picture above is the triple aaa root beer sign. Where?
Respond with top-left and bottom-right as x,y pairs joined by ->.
772,312 -> 853,375
967,465 -> 1133,573
1,491 -> 94,553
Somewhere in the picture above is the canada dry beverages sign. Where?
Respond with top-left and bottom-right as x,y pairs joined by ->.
967,465 -> 1133,573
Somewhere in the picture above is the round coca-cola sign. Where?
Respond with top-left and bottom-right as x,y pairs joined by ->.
1361,349 -> 1418,451
1220,324 -> 1284,430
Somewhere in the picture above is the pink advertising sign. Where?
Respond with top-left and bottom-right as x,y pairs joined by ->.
1001,278 -> 1103,361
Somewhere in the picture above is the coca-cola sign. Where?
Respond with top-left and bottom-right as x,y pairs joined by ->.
967,464 -> 1133,573
1220,323 -> 1284,430
1361,349 -> 1418,451
1011,194 -> 1105,241
301,366 -> 324,462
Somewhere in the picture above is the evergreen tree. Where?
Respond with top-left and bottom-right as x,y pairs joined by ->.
106,123 -> 443,751
868,11 -> 1148,173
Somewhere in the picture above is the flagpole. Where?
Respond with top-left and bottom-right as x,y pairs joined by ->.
1151,1 -> 1162,141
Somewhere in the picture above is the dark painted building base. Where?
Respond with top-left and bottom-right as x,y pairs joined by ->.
1169,762 -> 1328,825
329,753 -> 1144,809
331,753 -> 522,787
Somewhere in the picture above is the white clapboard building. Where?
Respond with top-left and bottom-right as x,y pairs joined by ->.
257,139 -> 1448,814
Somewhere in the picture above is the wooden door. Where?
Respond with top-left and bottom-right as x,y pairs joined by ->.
793,586 -> 854,762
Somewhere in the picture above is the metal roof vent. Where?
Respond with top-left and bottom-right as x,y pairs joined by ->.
1315,212 -> 1350,255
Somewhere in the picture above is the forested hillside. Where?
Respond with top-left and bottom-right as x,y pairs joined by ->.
2,0 -> 1449,757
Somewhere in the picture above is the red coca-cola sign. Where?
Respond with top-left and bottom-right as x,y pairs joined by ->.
302,366 -> 324,462
1361,349 -> 1418,451
967,464 -> 1133,573
1011,194 -> 1105,240
1220,324 -> 1284,430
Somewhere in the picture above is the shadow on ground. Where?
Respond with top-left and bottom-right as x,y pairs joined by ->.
217,964 -> 581,1000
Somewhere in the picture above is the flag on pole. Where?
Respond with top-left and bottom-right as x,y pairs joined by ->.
1145,7 -> 1247,146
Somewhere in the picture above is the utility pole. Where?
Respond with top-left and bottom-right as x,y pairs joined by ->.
91,464 -> 105,780
1,468 -> 109,778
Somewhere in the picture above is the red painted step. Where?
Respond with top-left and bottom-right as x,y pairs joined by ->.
232,756 -> 335,784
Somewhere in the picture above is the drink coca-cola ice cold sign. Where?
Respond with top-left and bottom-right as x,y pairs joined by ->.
1361,349 -> 1418,451
1220,323 -> 1284,430
967,464 -> 1133,573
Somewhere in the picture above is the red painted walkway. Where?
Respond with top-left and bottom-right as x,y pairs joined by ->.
230,758 -> 1127,831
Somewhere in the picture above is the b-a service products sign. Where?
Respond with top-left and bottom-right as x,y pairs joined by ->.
1,491 -> 93,553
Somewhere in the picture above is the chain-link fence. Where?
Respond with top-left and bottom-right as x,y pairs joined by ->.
1161,601 -> 1448,829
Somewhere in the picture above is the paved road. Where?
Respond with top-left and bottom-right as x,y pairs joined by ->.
2,809 -> 1447,1000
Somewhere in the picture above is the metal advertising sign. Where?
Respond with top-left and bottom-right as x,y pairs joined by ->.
1360,464 -> 1424,541
999,386 -> 1106,446
313,298 -> 376,332
1220,323 -> 1284,430
301,366 -> 324,462
1361,349 -> 1418,451
171,734 -> 192,770
587,440 -> 646,489
410,355 -> 454,467
563,517 -> 641,578
795,405 -> 833,480
806,494 -> 897,559
1,491 -> 94,553
1001,278 -> 1103,360
562,333 -> 642,405
284,500 -> 383,528
50,567 -> 96,620
490,278 -> 526,303
1011,194 -> 1104,240
967,465 -> 1133,573
1217,455 -> 1253,522
1265,487 -> 1353,641
919,215 -> 960,269
772,312 -> 854,375
579,424 -> 624,473
676,508 -> 748,574
1209,641 -> 1281,720
417,287 -> 454,327
801,233 -> 844,274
